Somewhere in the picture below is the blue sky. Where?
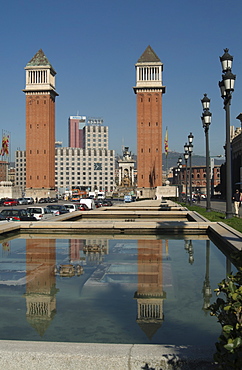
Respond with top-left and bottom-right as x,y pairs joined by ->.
1,0 -> 242,161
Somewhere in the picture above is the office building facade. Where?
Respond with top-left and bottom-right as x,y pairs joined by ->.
15,147 -> 115,195
68,116 -> 86,148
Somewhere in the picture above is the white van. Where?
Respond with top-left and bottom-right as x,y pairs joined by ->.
64,204 -> 78,213
79,198 -> 95,210
97,192 -> 105,199
27,206 -> 54,221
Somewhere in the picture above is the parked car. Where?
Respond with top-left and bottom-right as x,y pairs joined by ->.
48,197 -> 58,203
94,200 -> 102,208
64,204 -> 78,213
0,209 -> 37,221
0,198 -> 6,206
76,203 -> 89,211
102,200 -> 113,206
27,206 -> 54,221
46,204 -> 69,216
124,195 -> 132,203
38,198 -> 48,203
0,214 -> 10,223
24,197 -> 34,204
17,198 -> 28,205
3,199 -> 19,206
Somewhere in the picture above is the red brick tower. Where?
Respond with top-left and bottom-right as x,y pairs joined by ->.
133,46 -> 166,194
23,49 -> 58,199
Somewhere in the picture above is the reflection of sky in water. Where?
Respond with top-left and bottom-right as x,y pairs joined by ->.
0,236 -> 231,346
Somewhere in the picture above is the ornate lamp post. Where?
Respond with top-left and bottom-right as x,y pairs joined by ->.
219,48 -> 236,219
177,156 -> 182,201
184,145 -> 189,204
201,94 -> 212,212
187,133 -> 194,205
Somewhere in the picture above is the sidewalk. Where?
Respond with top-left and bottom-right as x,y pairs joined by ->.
196,199 -> 242,217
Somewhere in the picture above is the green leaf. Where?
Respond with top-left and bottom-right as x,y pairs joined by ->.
223,325 -> 233,333
229,281 -> 235,293
233,337 -> 242,348
224,343 -> 234,351
224,305 -> 231,311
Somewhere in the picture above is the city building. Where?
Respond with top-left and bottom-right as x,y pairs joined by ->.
83,118 -> 108,149
173,164 -> 221,196
0,161 -> 8,182
15,147 -> 115,196
23,49 -> 58,199
133,46 -> 166,198
231,125 -> 242,188
68,116 -> 86,148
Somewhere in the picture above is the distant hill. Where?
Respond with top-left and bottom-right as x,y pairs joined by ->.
115,152 -> 224,170
162,151 -> 224,170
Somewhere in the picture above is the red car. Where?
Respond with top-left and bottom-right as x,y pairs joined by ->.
3,199 -> 19,206
77,203 -> 89,211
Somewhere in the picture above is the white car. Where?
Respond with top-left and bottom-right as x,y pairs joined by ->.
27,206 -> 54,221
64,204 -> 78,213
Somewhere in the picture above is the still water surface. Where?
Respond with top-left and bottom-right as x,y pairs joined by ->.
0,235 -> 233,345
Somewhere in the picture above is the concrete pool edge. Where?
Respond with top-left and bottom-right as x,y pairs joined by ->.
0,340 -> 218,369
0,200 -> 240,369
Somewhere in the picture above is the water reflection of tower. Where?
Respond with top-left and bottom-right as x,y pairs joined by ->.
134,240 -> 166,339
69,239 -> 86,263
24,239 -> 58,336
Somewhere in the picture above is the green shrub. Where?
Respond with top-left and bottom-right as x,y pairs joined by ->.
209,251 -> 242,369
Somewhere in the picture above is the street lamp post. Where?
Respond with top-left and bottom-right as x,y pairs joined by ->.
184,145 -> 189,204
201,94 -> 212,212
177,156 -> 182,201
219,48 -> 236,219
188,133 -> 194,205
236,113 -> 242,186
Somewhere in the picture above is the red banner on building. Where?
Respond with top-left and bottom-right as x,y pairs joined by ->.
1,135 -> 9,156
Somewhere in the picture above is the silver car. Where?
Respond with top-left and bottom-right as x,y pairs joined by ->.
17,198 -> 28,205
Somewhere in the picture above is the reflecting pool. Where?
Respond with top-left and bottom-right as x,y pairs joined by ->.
0,234 -> 234,345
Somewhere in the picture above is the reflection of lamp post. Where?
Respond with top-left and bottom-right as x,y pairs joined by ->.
236,113 -> 242,186
184,145 -> 189,204
202,240 -> 212,312
201,94 -> 212,212
188,240 -> 194,265
184,239 -> 194,264
219,48 -> 236,219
